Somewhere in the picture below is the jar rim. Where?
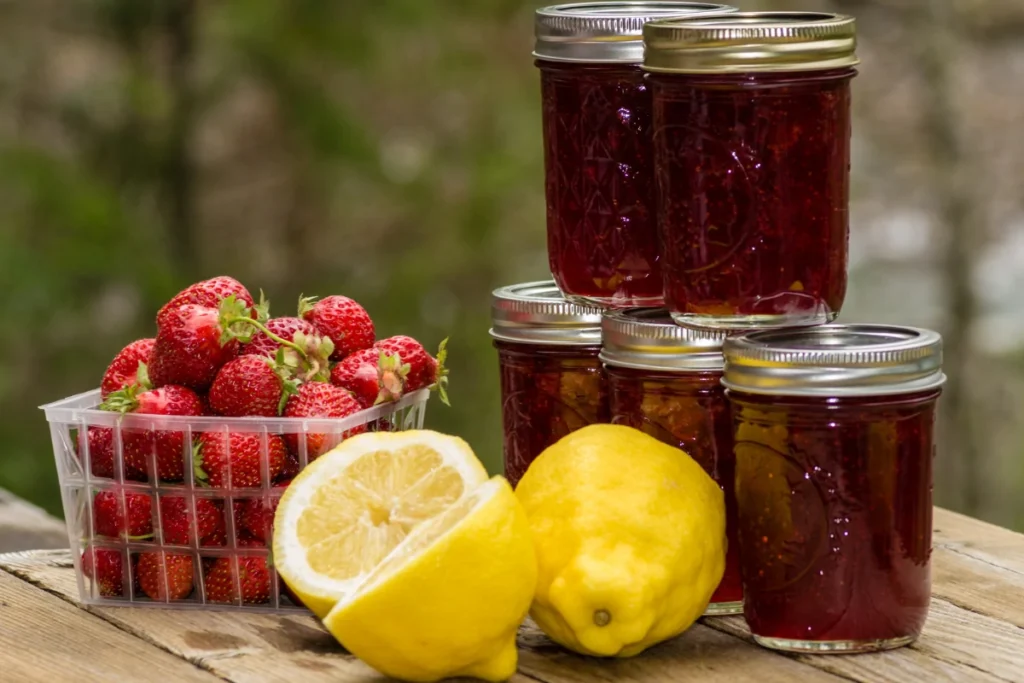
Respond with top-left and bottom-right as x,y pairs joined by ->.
490,280 -> 603,346
600,308 -> 726,371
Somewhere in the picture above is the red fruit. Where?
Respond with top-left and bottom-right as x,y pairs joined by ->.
79,427 -> 115,479
329,348 -> 408,408
157,276 -> 254,327
195,431 -> 287,488
158,496 -> 225,546
102,384 -> 205,481
241,317 -> 318,359
283,382 -> 365,460
375,336 -> 449,403
93,489 -> 153,539
203,542 -> 272,605
82,546 -> 126,597
278,454 -> 300,480
238,481 -> 291,543
300,295 -> 375,360
149,304 -> 241,391
100,339 -> 155,398
137,551 -> 195,601
209,355 -> 286,417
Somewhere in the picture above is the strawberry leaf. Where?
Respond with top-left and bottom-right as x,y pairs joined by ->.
253,290 -> 271,324
297,295 -> 318,318
135,361 -> 152,390
192,441 -> 210,487
100,384 -> 142,413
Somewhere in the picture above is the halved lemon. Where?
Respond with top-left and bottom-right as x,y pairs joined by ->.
272,430 -> 488,618
323,476 -> 536,682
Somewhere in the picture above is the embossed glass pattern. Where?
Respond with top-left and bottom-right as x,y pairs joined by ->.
649,68 -> 855,328
495,341 -> 609,486
729,390 -> 939,652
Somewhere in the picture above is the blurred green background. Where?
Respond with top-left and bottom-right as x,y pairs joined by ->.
3,0 -> 1024,531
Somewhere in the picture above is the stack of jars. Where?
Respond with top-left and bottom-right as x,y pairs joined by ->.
491,4 -> 945,655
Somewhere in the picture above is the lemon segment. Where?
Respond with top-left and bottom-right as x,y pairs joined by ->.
324,477 -> 537,682
515,423 -> 726,657
273,430 -> 488,618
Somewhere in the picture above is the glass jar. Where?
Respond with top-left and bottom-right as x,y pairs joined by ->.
722,325 -> 945,653
490,281 -> 608,487
601,309 -> 740,615
643,13 -> 858,329
534,2 -> 735,308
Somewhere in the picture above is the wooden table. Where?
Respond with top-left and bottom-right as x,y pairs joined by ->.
1,506 -> 1022,682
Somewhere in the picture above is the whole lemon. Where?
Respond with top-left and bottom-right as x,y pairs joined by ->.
515,423 -> 726,657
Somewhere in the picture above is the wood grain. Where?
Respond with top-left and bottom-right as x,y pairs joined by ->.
934,508 -> 1024,575
0,488 -> 68,553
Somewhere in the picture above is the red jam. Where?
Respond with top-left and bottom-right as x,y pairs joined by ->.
495,341 -> 609,486
606,366 -> 741,610
729,390 -> 939,647
648,68 -> 855,327
538,62 -> 662,307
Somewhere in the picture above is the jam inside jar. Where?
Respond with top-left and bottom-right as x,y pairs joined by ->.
643,12 -> 858,328
722,324 -> 945,653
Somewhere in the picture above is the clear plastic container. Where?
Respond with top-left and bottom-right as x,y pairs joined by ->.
41,387 -> 429,611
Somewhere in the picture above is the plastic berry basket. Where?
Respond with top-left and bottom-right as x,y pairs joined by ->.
41,387 -> 430,612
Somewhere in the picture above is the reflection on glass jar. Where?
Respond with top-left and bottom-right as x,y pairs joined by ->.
644,12 -> 857,328
723,324 -> 945,653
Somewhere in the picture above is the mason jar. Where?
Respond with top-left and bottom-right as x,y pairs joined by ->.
723,325 -> 945,653
490,281 -> 608,487
601,308 -> 741,615
534,2 -> 735,308
644,13 -> 858,329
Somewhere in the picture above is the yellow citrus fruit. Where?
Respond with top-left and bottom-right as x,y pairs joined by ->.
272,430 -> 488,618
515,423 -> 725,657
323,476 -> 536,682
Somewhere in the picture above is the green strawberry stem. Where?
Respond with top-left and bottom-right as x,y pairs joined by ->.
223,316 -> 309,361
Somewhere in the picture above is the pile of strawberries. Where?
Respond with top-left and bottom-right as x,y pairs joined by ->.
80,276 -> 447,605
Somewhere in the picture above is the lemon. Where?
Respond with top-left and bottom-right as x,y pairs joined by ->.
272,430 -> 488,618
515,423 -> 725,658
324,477 -> 536,682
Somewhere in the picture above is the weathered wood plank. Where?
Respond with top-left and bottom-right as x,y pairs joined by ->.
934,507 -> 1024,575
0,488 -> 68,552
0,565 -> 218,682
932,542 -> 1024,630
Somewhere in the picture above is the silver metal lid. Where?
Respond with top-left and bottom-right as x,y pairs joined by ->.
534,2 -> 736,64
643,11 -> 858,74
600,308 -> 727,371
722,324 -> 946,397
490,281 -> 603,346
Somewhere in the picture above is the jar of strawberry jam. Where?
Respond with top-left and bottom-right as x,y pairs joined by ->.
723,325 -> 945,653
601,308 -> 741,615
534,2 -> 735,309
490,281 -> 608,487
644,13 -> 858,329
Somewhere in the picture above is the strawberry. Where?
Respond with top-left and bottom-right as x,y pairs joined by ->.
278,454 -> 300,480
149,302 -> 244,391
78,426 -> 115,479
238,481 -> 291,543
299,295 -> 375,360
329,348 -> 407,408
101,384 -> 204,481
157,276 -> 254,327
194,431 -> 287,488
93,489 -> 153,539
241,317 -> 318,359
203,537 -> 271,604
209,355 -> 291,417
223,305 -> 333,385
283,382 -> 365,460
158,496 -> 225,546
100,339 -> 155,398
82,546 -> 126,597
137,551 -> 195,601
375,336 -> 449,404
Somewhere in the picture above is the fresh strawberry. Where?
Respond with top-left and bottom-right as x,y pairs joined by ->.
329,348 -> 407,408
149,302 -> 244,391
78,426 -> 115,479
238,481 -> 291,543
93,489 -> 153,539
82,546 -> 126,597
203,537 -> 271,604
375,335 -> 449,404
194,431 -> 287,488
209,355 -> 291,417
278,454 -> 300,480
223,304 -> 333,385
137,551 -> 195,600
100,339 -> 155,398
158,496 -> 225,546
299,295 -> 375,360
241,317 -> 318,359
101,384 -> 204,481
156,276 -> 254,327
283,382 -> 365,460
